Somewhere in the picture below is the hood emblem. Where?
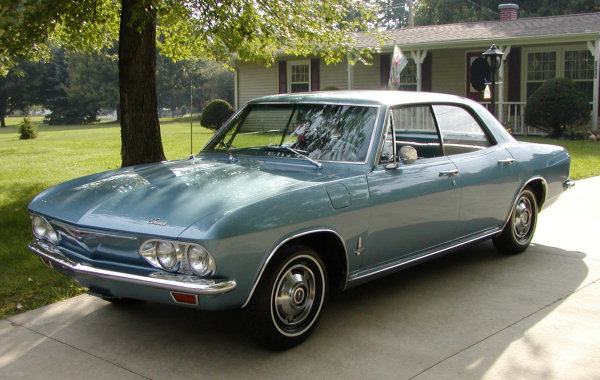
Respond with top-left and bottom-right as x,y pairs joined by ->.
147,218 -> 167,226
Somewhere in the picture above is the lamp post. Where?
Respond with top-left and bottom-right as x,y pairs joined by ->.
482,44 -> 503,117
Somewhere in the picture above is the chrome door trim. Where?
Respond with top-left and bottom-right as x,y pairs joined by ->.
347,229 -> 500,283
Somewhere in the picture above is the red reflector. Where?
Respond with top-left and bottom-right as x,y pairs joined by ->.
170,292 -> 198,305
41,257 -> 53,269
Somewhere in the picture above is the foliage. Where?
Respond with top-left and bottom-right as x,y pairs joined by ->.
18,118 -> 37,139
377,0 -> 410,29
201,99 -> 234,130
414,0 -> 600,25
563,125 -> 593,141
524,78 -> 590,138
157,57 -> 234,117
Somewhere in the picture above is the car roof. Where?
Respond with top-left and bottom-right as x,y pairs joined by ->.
249,90 -> 475,107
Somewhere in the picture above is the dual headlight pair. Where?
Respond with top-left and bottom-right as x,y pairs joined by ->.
31,214 -> 215,278
139,240 -> 215,277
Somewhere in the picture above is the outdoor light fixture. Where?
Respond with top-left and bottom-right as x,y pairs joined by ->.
482,44 -> 503,117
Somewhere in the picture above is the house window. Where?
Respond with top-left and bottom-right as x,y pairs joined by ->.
564,50 -> 594,101
288,61 -> 310,93
526,51 -> 556,99
398,59 -> 417,91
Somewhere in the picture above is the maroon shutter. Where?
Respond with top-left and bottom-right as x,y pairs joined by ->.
310,59 -> 320,91
380,54 -> 391,89
421,52 -> 432,92
279,61 -> 287,93
508,47 -> 521,102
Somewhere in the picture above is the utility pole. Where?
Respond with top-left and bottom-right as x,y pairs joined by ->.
407,0 -> 414,27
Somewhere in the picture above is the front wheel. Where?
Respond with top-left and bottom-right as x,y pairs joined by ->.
244,245 -> 328,350
493,187 -> 538,254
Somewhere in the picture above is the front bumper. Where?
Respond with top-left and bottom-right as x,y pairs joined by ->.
27,240 -> 237,296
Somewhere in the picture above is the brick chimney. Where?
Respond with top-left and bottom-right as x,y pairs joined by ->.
499,3 -> 519,21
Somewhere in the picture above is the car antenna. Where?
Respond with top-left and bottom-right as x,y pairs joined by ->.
189,75 -> 195,159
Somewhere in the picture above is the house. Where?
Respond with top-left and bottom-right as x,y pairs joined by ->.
234,4 -> 600,133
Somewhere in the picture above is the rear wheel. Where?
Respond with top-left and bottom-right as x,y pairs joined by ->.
493,187 -> 538,254
244,245 -> 328,350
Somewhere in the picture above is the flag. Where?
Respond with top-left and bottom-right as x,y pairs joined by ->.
388,45 -> 408,90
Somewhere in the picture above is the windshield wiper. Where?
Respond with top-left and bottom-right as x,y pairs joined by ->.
268,145 -> 323,169
218,141 -> 236,162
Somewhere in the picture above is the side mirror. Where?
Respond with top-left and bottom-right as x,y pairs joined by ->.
400,146 -> 418,164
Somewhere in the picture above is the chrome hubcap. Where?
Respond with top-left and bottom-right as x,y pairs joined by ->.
514,196 -> 533,239
274,264 -> 316,327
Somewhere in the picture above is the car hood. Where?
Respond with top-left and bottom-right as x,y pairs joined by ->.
28,156 -> 357,237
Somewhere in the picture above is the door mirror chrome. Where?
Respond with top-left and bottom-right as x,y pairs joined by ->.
400,146 -> 418,164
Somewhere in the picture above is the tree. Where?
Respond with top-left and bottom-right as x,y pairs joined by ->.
1,0 -> 377,167
414,0 -> 600,25
377,0 -> 411,29
525,77 -> 590,138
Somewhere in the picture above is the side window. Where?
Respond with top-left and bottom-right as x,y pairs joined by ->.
432,105 -> 492,155
391,106 -> 442,159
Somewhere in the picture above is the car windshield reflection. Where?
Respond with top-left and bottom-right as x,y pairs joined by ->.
204,103 -> 379,163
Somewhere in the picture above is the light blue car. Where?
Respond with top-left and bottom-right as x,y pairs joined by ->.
28,91 -> 573,349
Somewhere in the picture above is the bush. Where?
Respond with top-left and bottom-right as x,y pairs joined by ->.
321,86 -> 340,91
563,125 -> 591,140
525,77 -> 590,138
200,99 -> 233,130
18,118 -> 37,140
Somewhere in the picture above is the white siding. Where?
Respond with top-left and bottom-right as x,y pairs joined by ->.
320,61 -> 348,90
431,49 -> 466,96
353,55 -> 381,90
237,61 -> 279,106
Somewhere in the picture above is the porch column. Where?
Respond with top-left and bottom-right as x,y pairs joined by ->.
234,62 -> 239,110
347,55 -> 354,90
410,50 -> 428,91
588,40 -> 599,131
498,45 -> 511,124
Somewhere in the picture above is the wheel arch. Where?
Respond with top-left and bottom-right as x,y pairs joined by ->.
241,229 -> 348,308
499,176 -> 547,233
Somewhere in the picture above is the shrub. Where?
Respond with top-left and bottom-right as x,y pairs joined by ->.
321,86 -> 340,91
18,118 -> 38,140
200,99 -> 233,130
524,77 -> 590,138
563,125 -> 591,140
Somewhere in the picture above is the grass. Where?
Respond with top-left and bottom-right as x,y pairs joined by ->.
0,118 -> 598,319
0,116 -> 215,319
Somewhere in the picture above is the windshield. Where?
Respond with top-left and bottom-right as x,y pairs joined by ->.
203,103 -> 379,163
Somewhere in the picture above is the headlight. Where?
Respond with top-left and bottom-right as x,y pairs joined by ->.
138,239 -> 215,276
31,215 -> 58,244
187,245 -> 215,277
156,241 -> 178,271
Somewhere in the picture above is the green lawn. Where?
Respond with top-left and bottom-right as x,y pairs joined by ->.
0,119 -> 598,319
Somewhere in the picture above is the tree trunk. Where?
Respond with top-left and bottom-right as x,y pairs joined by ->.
0,115 -> 5,128
119,0 -> 165,167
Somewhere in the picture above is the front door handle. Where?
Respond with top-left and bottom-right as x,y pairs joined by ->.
439,169 -> 460,177
498,158 -> 516,165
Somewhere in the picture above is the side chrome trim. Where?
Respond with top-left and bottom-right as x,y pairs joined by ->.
241,228 -> 348,308
348,229 -> 500,283
27,240 -> 236,295
499,176 -> 548,232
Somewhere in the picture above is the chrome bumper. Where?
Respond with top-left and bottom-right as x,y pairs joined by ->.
27,240 -> 237,295
563,179 -> 576,189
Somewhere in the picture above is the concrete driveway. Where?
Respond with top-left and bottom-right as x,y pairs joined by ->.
2,177 -> 599,380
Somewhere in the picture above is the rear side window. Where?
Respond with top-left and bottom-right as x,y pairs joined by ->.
432,105 -> 491,155
391,106 -> 442,159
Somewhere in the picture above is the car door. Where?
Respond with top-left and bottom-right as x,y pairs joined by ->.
363,105 -> 461,270
432,105 -> 520,237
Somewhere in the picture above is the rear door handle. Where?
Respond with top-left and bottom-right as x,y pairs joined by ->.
498,158 -> 516,165
439,170 -> 460,177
